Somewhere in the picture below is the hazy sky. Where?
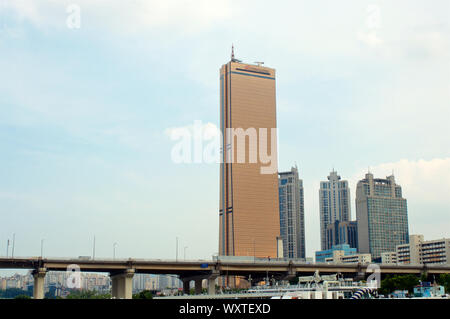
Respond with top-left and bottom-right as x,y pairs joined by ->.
1,0 -> 449,274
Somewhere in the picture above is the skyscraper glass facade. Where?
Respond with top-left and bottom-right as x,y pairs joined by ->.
356,173 -> 409,260
278,166 -> 305,259
319,170 -> 351,250
219,59 -> 280,259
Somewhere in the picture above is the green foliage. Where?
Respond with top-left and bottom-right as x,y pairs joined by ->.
14,294 -> 31,299
437,274 -> 450,293
0,288 -> 32,299
379,274 -> 420,295
45,291 -> 58,299
132,290 -> 153,299
420,273 -> 428,282
65,289 -> 111,299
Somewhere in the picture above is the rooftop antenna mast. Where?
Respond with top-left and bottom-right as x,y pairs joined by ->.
231,44 -> 242,62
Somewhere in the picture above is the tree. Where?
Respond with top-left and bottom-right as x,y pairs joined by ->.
437,274 -> 450,293
379,274 -> 419,295
399,274 -> 420,294
420,273 -> 428,282
132,290 -> 153,299
379,275 -> 396,295
0,288 -> 32,299
66,289 -> 111,299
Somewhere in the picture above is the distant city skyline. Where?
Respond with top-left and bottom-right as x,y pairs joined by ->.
1,1 -> 449,277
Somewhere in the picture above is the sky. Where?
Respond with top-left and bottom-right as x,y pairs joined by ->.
0,0 -> 449,275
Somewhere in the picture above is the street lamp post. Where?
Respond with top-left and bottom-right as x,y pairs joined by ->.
92,236 -> 96,260
176,237 -> 179,262
11,233 -> 15,259
113,242 -> 118,260
40,239 -> 44,258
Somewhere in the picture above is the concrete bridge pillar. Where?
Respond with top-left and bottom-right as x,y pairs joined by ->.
195,279 -> 203,295
283,263 -> 297,282
111,269 -> 135,299
182,280 -> 190,295
32,268 -> 47,299
207,278 -> 216,295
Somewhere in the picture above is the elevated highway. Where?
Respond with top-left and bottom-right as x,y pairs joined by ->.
1,256 -> 448,299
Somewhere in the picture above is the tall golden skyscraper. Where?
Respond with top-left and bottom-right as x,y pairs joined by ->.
219,49 -> 280,260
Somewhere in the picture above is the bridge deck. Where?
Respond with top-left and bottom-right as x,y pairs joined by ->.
0,257 -> 449,277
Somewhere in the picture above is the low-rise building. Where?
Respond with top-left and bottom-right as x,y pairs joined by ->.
381,251 -> 398,264
395,235 -> 449,265
315,244 -> 356,263
396,234 -> 423,265
383,235 -> 450,266
420,238 -> 450,265
339,254 -> 372,264
414,282 -> 446,298
316,244 -> 371,264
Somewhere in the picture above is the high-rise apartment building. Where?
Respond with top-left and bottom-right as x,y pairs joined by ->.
356,173 -> 409,260
219,50 -> 280,260
326,220 -> 358,250
319,170 -> 351,250
278,166 -> 305,259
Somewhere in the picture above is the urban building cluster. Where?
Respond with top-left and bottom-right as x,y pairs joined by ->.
1,52 -> 448,297
216,53 -> 449,276
313,171 -> 411,264
0,271 -> 181,298
279,169 -> 448,266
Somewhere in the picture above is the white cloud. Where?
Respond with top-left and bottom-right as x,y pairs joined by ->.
357,30 -> 383,47
3,0 -> 449,259
350,158 -> 450,204
348,157 -> 450,239
164,121 -> 219,140
4,0 -> 234,33
4,0 -> 45,25
408,30 -> 450,60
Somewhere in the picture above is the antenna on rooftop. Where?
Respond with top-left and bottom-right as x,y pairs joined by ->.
231,44 -> 242,62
